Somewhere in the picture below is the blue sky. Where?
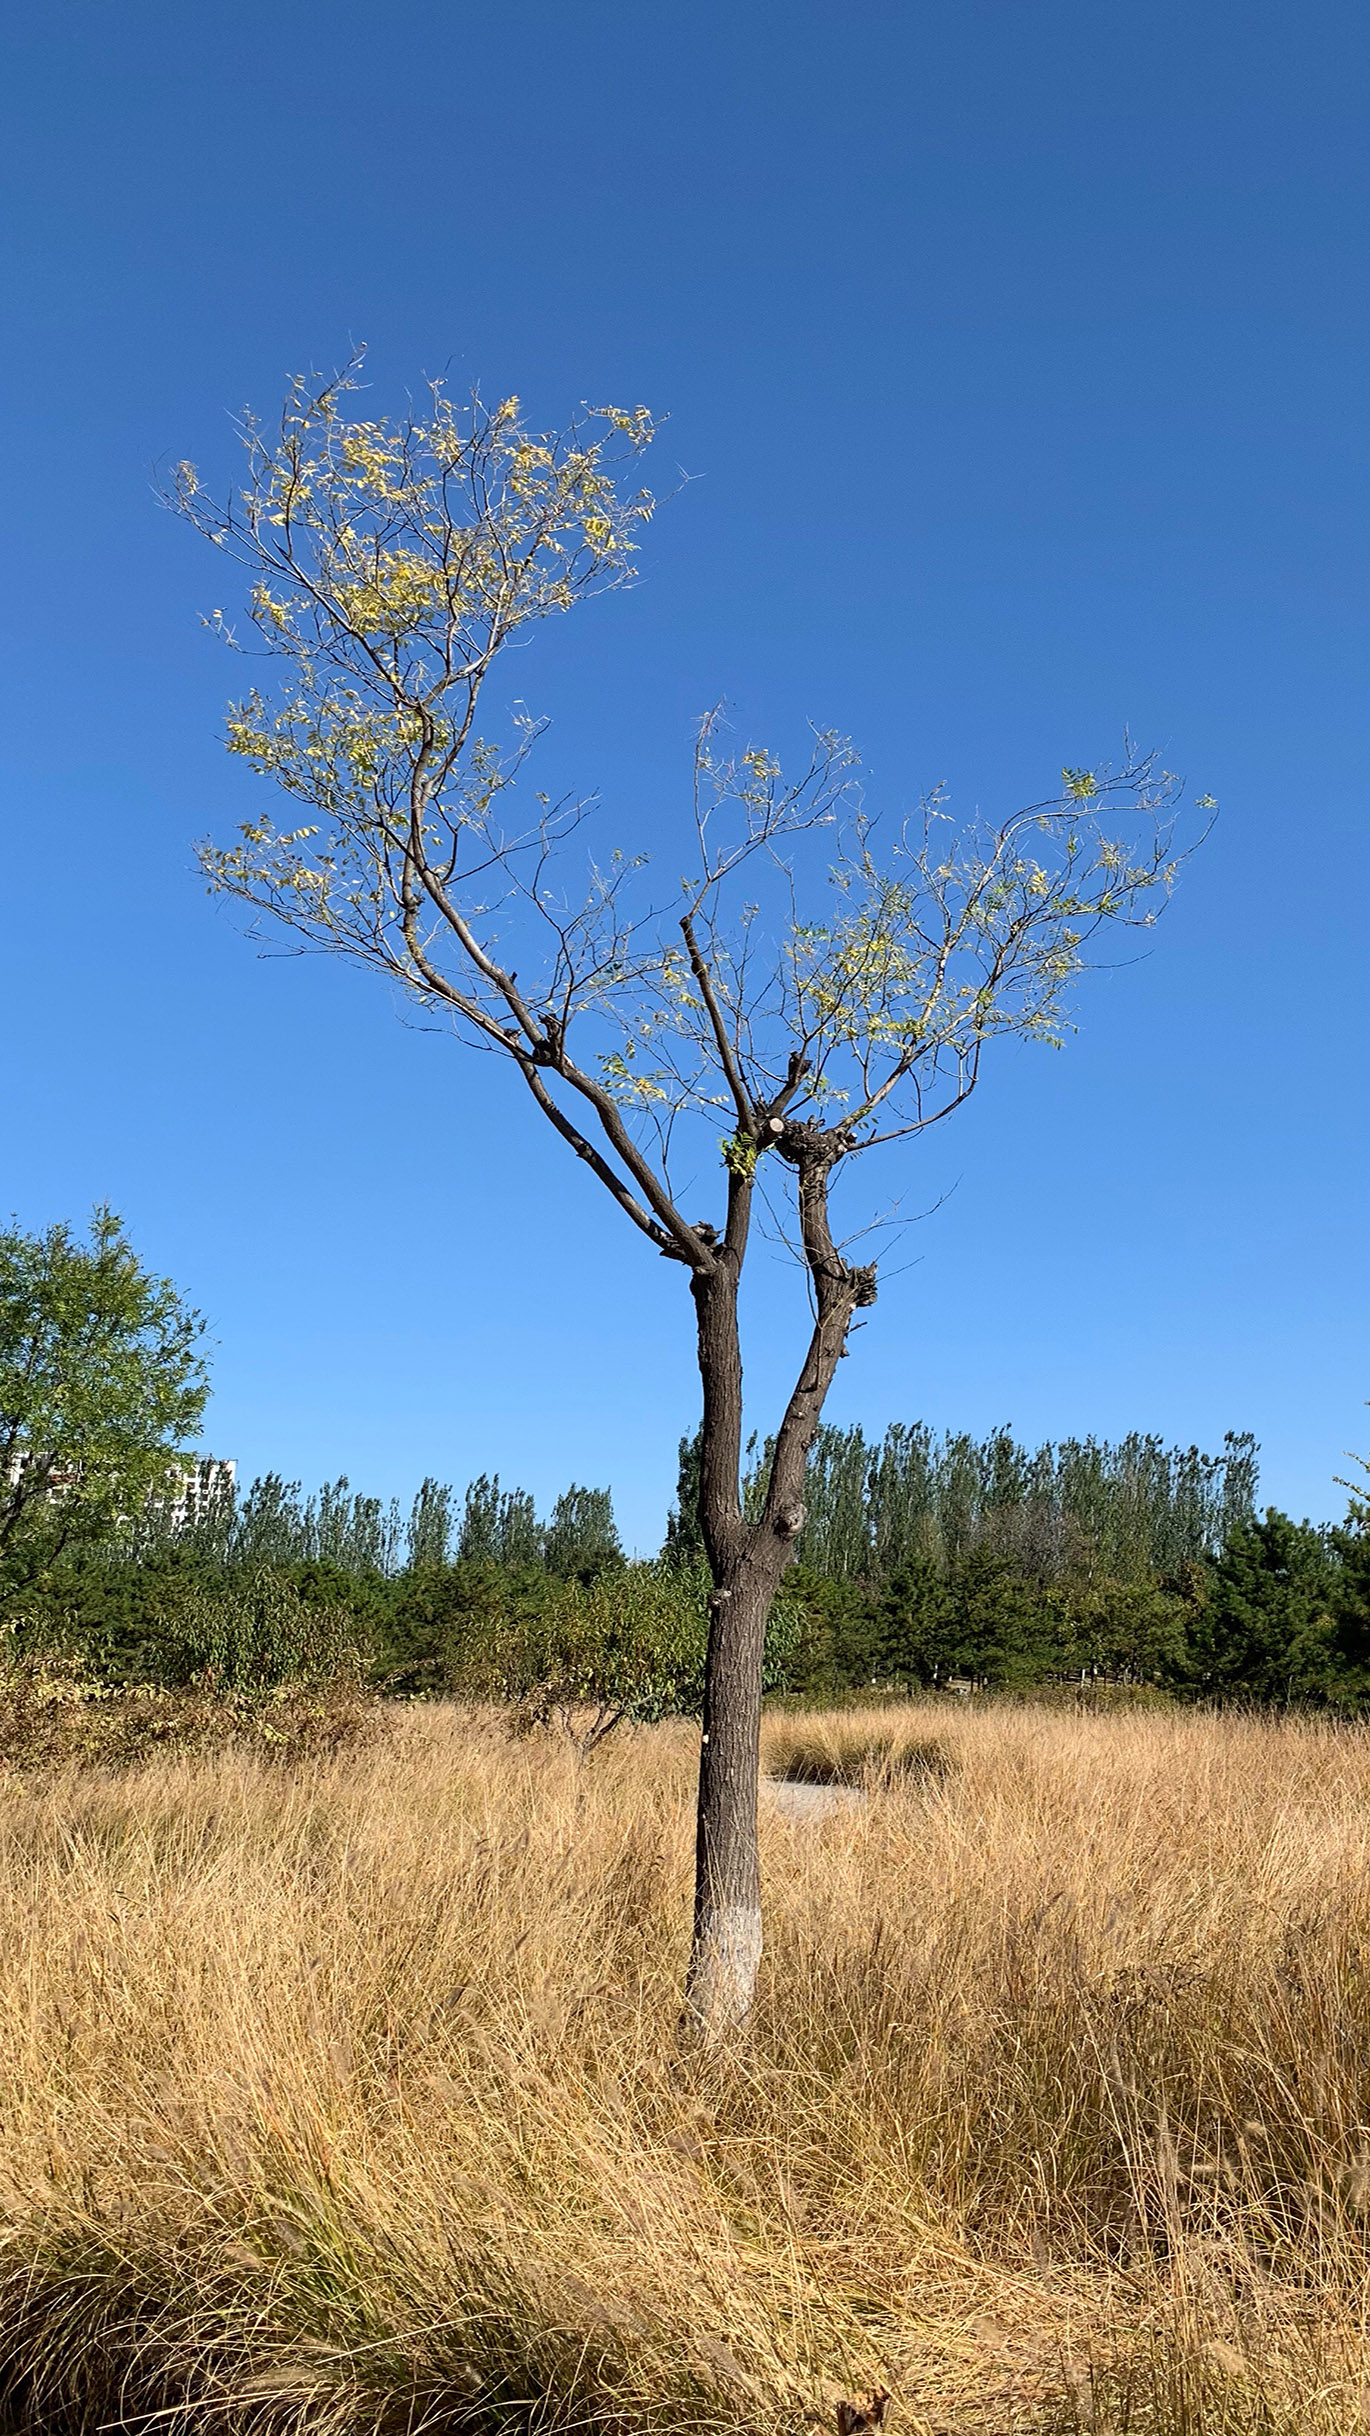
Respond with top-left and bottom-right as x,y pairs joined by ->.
2,0 -> 1366,1547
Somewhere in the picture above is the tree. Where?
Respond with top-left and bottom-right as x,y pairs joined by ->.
478,1562 -> 706,1749
175,360 -> 1199,2030
456,1474 -> 544,1567
946,1546 -> 1062,1688
543,1483 -> 623,1579
873,1557 -> 956,1686
0,1209 -> 209,1606
1335,1420 -> 1370,1532
406,1476 -> 455,1570
1195,1510 -> 1340,1704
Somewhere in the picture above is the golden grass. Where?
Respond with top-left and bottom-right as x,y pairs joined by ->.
1,1701 -> 1369,2433
762,1707 -> 952,1789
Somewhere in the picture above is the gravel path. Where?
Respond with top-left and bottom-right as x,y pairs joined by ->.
763,1777 -> 867,1822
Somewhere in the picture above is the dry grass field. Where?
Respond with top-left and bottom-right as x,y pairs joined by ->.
0,1699 -> 1368,2434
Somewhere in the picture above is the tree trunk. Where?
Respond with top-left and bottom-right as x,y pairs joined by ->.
684,1248 -> 781,2035
682,1141 -> 875,2038
684,1555 -> 778,2031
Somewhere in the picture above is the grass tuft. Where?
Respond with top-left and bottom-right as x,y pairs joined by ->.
763,1708 -> 952,1788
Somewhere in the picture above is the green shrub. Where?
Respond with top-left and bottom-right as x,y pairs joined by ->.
461,1562 -> 708,1740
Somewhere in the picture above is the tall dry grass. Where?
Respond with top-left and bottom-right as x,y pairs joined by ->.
0,1701 -> 1368,2433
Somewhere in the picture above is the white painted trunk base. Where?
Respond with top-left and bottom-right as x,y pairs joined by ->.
686,1901 -> 763,2033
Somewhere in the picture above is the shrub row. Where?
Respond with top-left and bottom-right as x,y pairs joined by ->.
3,1502 -> 1367,1714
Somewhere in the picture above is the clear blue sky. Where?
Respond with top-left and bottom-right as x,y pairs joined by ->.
2,0 -> 1366,1547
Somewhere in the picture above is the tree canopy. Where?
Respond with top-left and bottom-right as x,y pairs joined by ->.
0,1208 -> 209,1599
173,361 -> 1196,1268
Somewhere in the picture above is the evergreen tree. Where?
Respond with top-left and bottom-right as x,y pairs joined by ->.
1196,1510 -> 1339,1703
949,1547 -> 1064,1688
1327,1436 -> 1370,1698
872,1557 -> 956,1686
1327,1520 -> 1370,1697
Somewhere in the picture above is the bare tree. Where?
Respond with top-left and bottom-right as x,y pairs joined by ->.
173,361 -> 1201,2032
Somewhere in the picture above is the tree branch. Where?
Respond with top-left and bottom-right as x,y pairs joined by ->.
512,1057 -> 690,1260
680,912 -> 755,1130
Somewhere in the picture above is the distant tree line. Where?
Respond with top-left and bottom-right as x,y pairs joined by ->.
10,1417 -> 1358,1717
162,1468 -> 624,1580
667,1420 -> 1370,1708
5,1407 -> 1368,1715
11,1210 -> 1364,1721
668,1421 -> 1259,1582
6,1415 -> 1369,1714
6,1461 -> 669,1704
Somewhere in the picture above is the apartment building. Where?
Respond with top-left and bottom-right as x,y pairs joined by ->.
3,1447 -> 236,1526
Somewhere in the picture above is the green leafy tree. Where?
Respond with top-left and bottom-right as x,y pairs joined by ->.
483,1563 -> 707,1748
0,1210 -> 208,1610
1051,1576 -> 1195,1685
178,359 -> 1201,2032
771,1418 -> 1256,1584
117,1566 -> 372,1691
